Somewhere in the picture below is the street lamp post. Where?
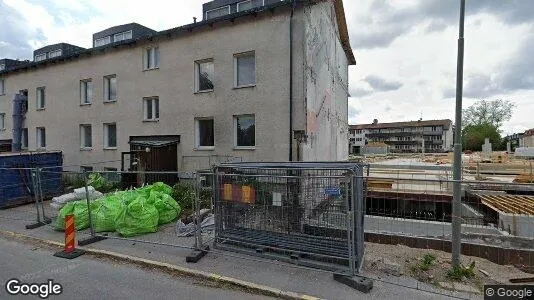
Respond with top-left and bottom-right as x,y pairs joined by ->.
452,0 -> 466,267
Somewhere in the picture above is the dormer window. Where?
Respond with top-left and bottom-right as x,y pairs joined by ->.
48,49 -> 62,58
35,53 -> 47,62
114,30 -> 132,42
94,36 -> 111,47
205,5 -> 230,20
237,0 -> 264,12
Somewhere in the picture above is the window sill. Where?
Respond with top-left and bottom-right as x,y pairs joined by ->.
103,147 -> 117,151
103,100 -> 117,104
194,146 -> 215,151
143,119 -> 159,123
0,94 -> 5,96
80,147 -> 93,151
143,67 -> 159,72
36,108 -> 45,111
233,84 -> 256,90
194,89 -> 214,94
37,147 -> 46,151
233,146 -> 256,151
80,103 -> 92,106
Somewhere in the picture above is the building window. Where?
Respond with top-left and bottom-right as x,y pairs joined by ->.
237,0 -> 264,12
21,128 -> 28,149
0,113 -> 4,130
80,79 -> 93,105
234,52 -> 256,87
48,49 -> 62,58
80,166 -> 93,173
0,64 -> 4,71
104,167 -> 120,182
80,124 -> 92,149
103,123 -> 117,149
103,75 -> 117,102
195,118 -> 214,149
195,59 -> 214,92
94,36 -> 111,47
144,47 -> 160,70
34,53 -> 47,62
205,5 -> 230,19
113,30 -> 132,42
234,115 -> 255,148
36,87 -> 45,109
36,127 -> 46,148
143,97 -> 159,121
0,79 -> 4,95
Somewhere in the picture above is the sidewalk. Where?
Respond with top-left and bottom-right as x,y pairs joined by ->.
0,203 -> 478,300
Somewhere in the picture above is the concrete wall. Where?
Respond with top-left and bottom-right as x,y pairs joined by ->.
499,213 -> 534,239
443,126 -> 454,151
0,12 -> 293,171
524,135 -> 534,148
301,2 -> 349,161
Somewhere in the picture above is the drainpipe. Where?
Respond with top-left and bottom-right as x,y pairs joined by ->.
289,0 -> 296,161
12,93 -> 27,152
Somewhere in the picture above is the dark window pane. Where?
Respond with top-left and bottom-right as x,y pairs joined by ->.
109,77 -> 117,100
199,119 -> 214,147
84,126 -> 92,147
198,61 -> 214,91
236,115 -> 255,147
146,99 -> 153,119
108,124 -> 117,147
155,99 -> 159,119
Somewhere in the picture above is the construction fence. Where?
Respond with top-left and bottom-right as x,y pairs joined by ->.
1,162 -> 534,295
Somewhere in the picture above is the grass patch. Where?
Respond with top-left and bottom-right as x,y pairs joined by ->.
447,261 -> 476,281
412,253 -> 436,272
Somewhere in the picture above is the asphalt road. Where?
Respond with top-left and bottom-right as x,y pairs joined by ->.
0,236 -> 271,300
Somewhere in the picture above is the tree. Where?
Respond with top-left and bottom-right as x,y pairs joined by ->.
463,99 -> 515,128
462,124 -> 501,151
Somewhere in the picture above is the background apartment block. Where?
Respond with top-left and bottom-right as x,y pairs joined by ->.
0,0 -> 354,172
349,119 -> 453,154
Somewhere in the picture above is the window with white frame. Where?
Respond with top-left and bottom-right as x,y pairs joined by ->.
34,53 -> 46,62
103,75 -> 117,102
80,79 -> 93,105
234,52 -> 256,87
0,79 -> 5,95
36,87 -> 45,109
205,5 -> 230,19
0,113 -> 4,130
21,128 -> 28,149
0,64 -> 5,71
234,115 -> 255,147
113,30 -> 132,42
144,47 -> 160,70
103,123 -> 117,148
94,36 -> 111,47
36,127 -> 46,148
195,59 -> 214,92
237,0 -> 264,11
48,49 -> 62,58
195,118 -> 214,149
143,96 -> 159,121
80,124 -> 92,149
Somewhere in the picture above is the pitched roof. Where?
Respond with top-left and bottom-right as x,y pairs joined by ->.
349,119 -> 453,130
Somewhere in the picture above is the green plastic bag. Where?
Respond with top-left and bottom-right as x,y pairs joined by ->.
54,200 -> 91,231
115,197 -> 159,237
92,196 -> 123,232
147,191 -> 181,225
150,182 -> 173,195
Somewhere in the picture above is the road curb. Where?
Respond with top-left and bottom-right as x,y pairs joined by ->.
0,230 -> 322,300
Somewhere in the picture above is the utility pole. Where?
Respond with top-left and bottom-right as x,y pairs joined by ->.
452,0 -> 466,267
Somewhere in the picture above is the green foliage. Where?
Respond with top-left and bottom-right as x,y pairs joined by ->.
447,261 -> 476,281
462,124 -> 501,151
88,173 -> 114,193
463,99 -> 515,129
62,174 -> 86,190
171,182 -> 196,210
412,253 -> 437,272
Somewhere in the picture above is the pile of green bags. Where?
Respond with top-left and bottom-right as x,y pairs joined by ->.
54,182 -> 181,237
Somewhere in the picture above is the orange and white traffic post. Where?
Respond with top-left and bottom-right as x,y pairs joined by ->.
53,214 -> 85,259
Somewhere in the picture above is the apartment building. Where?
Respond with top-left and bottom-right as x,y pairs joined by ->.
0,0 -> 355,172
524,129 -> 534,148
348,119 -> 453,154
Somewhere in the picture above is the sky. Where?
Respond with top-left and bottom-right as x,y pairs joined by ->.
1,0 -> 533,135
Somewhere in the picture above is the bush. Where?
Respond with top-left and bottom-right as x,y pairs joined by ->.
171,182 -> 196,211
447,261 -> 476,281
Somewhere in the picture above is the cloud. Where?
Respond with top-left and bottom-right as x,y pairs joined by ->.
0,1 -> 47,59
364,75 -> 403,92
348,0 -> 534,49
351,88 -> 373,97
